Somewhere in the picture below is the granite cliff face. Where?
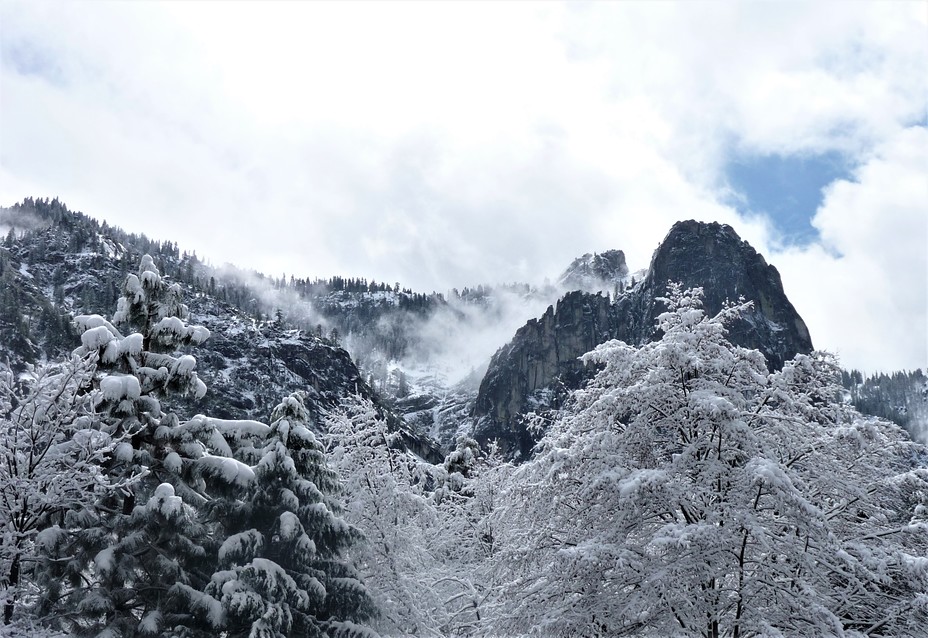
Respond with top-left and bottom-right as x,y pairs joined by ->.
472,291 -> 615,456
473,220 -> 814,458
180,315 -> 443,463
614,221 -> 813,369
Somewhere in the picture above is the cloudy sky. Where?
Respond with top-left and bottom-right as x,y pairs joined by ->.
1,1 -> 926,373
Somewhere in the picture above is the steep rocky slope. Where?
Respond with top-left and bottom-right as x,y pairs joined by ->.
613,221 -> 813,369
3,199 -> 919,459
473,221 -> 815,458
0,198 -> 442,461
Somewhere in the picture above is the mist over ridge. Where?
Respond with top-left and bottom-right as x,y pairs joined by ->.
0,197 -> 924,450
1,4 -> 926,633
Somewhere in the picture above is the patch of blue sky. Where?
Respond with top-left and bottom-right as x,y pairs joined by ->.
1,39 -> 67,86
725,151 -> 855,245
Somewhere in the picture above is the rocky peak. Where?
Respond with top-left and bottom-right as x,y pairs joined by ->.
621,220 -> 813,369
472,290 -> 615,458
558,249 -> 629,293
473,220 -> 814,459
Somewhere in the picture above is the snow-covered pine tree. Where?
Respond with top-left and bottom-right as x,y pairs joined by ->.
34,255 -> 240,636
209,392 -> 377,638
72,253 -> 211,505
490,284 -> 928,637
59,482 -> 217,637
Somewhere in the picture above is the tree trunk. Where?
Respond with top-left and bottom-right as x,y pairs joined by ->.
4,552 -> 20,625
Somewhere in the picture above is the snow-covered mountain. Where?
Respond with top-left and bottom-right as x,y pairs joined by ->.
0,197 -> 923,453
2,197 -> 927,637
473,221 -> 816,457
0,198 -> 442,461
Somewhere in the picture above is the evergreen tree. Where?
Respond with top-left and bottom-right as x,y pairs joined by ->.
0,265 -> 37,364
35,255 -> 233,636
209,393 -> 377,638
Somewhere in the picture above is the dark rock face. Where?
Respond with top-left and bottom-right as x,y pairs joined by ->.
473,220 -> 814,458
180,314 -> 444,464
181,311 -> 365,424
616,221 -> 813,369
559,249 -> 629,292
473,291 -> 615,457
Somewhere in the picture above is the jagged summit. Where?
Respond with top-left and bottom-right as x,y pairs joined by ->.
558,249 -> 629,293
3,200 -> 916,461
473,219 -> 815,458
629,219 -> 813,369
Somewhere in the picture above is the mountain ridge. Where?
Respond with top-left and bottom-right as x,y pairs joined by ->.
0,198 -> 922,453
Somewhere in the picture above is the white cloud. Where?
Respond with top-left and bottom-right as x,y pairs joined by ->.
1,1 -> 925,372
774,126 -> 928,371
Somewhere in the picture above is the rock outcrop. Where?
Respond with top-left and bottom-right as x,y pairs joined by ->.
613,220 -> 813,370
473,220 -> 814,458
472,291 -> 615,457
184,315 -> 444,463
559,249 -> 630,293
